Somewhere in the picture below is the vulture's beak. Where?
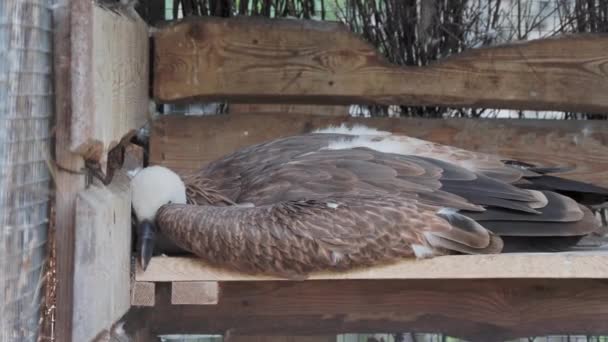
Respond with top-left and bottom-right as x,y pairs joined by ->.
137,220 -> 156,271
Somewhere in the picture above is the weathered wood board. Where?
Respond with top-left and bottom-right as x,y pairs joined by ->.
149,114 -> 608,188
73,171 -> 133,342
131,281 -> 156,307
71,144 -> 143,341
71,2 -> 149,165
229,103 -> 350,116
136,252 -> 608,282
170,281 -> 219,305
53,4 -> 86,342
154,17 -> 608,114
124,279 -> 608,341
54,2 -> 147,340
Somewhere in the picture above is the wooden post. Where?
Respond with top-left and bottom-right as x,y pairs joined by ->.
131,282 -> 156,307
53,1 -> 149,340
154,17 -> 608,114
53,4 -> 86,342
70,0 -> 149,169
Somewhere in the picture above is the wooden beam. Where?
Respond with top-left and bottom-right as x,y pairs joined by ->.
154,17 -> 608,114
170,281 -> 219,305
53,4 -> 86,342
131,282 -> 156,307
136,253 -> 608,282
149,114 -> 608,188
72,143 -> 142,339
55,2 -> 147,338
71,1 -> 149,168
72,171 -> 133,341
123,279 -> 608,341
229,104 -> 350,117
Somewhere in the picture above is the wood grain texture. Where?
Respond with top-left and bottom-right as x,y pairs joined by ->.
136,253 -> 608,282
73,171 -> 133,341
149,114 -> 608,188
123,279 -> 608,341
154,17 -> 608,113
171,281 -> 219,305
71,2 -> 149,167
53,4 -> 86,341
131,281 -> 156,307
229,104 -> 350,116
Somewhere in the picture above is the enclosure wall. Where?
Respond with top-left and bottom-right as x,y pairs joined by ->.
0,0 -> 53,341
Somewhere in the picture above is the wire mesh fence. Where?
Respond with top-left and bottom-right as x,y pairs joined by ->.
0,0 -> 53,341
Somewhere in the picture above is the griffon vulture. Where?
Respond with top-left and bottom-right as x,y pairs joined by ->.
131,125 -> 607,279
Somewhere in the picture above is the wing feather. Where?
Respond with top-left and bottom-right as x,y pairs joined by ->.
182,127 -> 605,264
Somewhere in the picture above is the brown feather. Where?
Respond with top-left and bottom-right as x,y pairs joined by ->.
151,131 -> 605,277
156,196 -> 454,279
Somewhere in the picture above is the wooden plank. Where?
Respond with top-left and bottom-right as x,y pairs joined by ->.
136,253 -> 608,282
53,4 -> 86,342
71,143 -> 143,341
131,282 -> 156,307
229,104 -> 350,116
149,114 -> 608,188
171,281 -> 219,305
123,279 -> 608,341
72,170 -> 133,341
71,1 -> 149,168
153,17 -> 608,114
55,2 -> 147,338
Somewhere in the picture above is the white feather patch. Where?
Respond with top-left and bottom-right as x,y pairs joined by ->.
234,202 -> 255,208
326,202 -> 339,209
131,166 -> 187,221
313,123 -> 391,136
412,244 -> 435,259
437,207 -> 460,216
331,251 -> 344,264
323,135 -> 431,157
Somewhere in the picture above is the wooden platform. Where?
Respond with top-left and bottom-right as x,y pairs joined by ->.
136,252 -> 608,282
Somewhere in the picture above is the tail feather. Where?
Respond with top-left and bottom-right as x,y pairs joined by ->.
476,204 -> 600,237
520,175 -> 608,205
463,191 -> 585,223
502,159 -> 608,205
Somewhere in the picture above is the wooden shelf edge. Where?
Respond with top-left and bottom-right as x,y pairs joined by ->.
135,252 -> 608,282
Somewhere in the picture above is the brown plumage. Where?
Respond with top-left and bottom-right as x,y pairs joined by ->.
136,125 -> 607,279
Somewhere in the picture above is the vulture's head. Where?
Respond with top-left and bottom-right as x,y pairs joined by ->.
131,165 -> 187,270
